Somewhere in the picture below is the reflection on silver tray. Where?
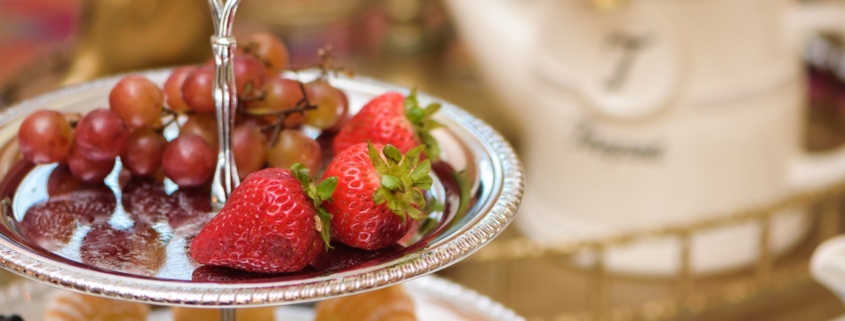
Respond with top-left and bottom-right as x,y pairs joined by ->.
0,70 -> 524,306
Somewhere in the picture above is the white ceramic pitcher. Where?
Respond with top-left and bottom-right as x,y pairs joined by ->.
446,0 -> 845,275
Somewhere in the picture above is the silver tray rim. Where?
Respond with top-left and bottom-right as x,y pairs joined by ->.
0,69 -> 524,307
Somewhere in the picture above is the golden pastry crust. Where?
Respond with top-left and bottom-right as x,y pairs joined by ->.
43,291 -> 149,321
314,285 -> 416,321
171,307 -> 275,321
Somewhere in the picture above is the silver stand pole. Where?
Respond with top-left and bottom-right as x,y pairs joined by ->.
206,0 -> 241,207
220,308 -> 236,321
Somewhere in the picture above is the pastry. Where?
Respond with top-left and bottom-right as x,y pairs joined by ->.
314,285 -> 416,321
172,307 -> 275,321
43,291 -> 149,321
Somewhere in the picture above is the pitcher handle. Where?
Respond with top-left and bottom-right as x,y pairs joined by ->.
788,2 -> 845,193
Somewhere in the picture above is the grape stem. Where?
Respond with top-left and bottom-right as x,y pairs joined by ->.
237,91 -> 264,103
240,41 -> 274,73
261,81 -> 317,148
291,45 -> 355,79
63,112 -> 82,128
160,109 -> 180,130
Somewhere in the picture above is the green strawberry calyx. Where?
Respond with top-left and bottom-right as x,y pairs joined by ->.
404,88 -> 444,160
291,163 -> 337,249
368,142 -> 432,222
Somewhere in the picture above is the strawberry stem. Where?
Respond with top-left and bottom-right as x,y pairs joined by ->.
367,142 -> 432,221
291,163 -> 337,249
403,88 -> 443,160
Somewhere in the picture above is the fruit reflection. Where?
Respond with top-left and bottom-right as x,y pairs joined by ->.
18,186 -> 116,251
121,178 -> 172,225
167,187 -> 214,237
80,222 -> 165,276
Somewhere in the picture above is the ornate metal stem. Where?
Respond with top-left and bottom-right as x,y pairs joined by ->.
220,308 -> 236,321
207,0 -> 241,206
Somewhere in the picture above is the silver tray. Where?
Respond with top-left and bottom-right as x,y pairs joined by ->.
0,70 -> 524,306
0,276 -> 525,321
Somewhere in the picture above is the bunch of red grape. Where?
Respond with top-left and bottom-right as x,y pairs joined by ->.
18,32 -> 350,188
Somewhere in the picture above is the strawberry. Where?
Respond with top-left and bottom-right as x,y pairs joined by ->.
190,165 -> 337,273
332,89 -> 443,159
322,142 -> 432,250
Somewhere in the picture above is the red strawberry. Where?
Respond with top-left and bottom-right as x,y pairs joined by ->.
190,165 -> 337,273
322,142 -> 432,250
332,90 -> 443,159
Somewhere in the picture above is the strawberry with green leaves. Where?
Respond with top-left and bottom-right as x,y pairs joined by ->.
322,142 -> 432,250
190,164 -> 337,273
332,89 -> 443,159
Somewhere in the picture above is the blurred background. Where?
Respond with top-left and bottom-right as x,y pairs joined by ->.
7,0 -> 845,320
0,0 -> 520,145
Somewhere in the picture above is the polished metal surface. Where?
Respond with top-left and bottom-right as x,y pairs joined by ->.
207,0 -> 241,206
0,69 -> 524,307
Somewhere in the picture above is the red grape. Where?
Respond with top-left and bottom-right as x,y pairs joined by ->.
232,125 -> 268,180
180,114 -> 218,149
245,77 -> 304,128
182,66 -> 215,114
68,144 -> 116,183
121,128 -> 168,177
163,134 -> 216,187
164,66 -> 196,113
233,55 -> 267,100
109,75 -> 163,129
75,108 -> 129,161
325,88 -> 350,132
304,79 -> 343,129
241,32 -> 290,75
18,110 -> 73,164
266,129 -> 321,173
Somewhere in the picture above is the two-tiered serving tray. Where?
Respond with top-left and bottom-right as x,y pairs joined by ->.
0,0 -> 524,319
